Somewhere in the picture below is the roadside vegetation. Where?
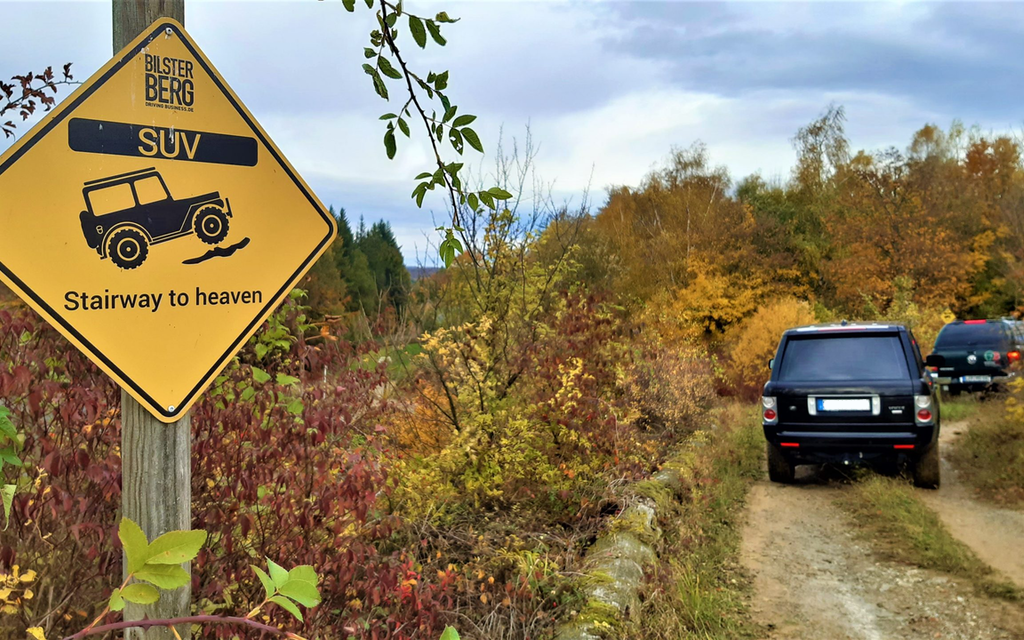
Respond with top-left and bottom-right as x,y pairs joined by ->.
949,380 -> 1024,507
939,394 -> 981,423
838,475 -> 1022,601
622,404 -> 764,640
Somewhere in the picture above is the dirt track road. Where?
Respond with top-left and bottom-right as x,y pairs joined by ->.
739,434 -> 1024,639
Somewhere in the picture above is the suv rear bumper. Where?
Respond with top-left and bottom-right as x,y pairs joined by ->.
933,372 -> 1015,385
763,423 -> 937,464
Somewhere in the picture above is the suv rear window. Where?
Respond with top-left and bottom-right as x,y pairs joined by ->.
778,335 -> 909,381
934,323 -> 1006,349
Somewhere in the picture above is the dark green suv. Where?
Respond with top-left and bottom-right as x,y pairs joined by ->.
930,320 -> 1022,395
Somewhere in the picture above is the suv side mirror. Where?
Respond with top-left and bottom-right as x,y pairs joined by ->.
768,358 -> 774,370
925,354 -> 945,367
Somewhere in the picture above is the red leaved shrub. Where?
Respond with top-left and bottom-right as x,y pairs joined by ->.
0,306 -> 121,637
0,301 -> 455,639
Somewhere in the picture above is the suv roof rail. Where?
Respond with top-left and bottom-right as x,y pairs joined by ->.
84,167 -> 158,187
791,322 -> 902,333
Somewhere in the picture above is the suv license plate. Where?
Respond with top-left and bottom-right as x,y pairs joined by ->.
817,398 -> 871,412
960,375 -> 991,383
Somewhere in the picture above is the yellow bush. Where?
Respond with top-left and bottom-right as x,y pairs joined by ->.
726,298 -> 817,399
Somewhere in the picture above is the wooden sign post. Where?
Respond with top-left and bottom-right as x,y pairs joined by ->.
114,4 -> 191,639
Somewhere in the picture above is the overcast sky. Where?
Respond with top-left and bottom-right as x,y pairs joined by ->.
4,1 -> 1024,263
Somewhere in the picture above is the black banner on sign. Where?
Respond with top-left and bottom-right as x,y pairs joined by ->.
68,118 -> 258,167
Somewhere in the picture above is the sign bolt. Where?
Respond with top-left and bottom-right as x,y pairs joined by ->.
165,27 -> 173,36
168,405 -> 175,412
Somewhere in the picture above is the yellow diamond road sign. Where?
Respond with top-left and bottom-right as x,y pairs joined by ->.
0,19 -> 337,422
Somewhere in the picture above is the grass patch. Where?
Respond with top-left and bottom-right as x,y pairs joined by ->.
838,474 -> 1021,601
939,394 -> 981,423
621,403 -> 763,640
948,395 -> 1024,507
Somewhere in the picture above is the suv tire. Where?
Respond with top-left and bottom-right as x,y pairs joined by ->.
767,442 -> 795,484
194,206 -> 230,245
107,227 -> 149,270
912,444 -> 940,489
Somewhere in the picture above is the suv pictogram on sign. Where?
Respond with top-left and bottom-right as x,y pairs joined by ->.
79,167 -> 232,269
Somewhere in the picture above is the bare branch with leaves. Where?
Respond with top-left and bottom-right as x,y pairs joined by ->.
341,0 -> 512,266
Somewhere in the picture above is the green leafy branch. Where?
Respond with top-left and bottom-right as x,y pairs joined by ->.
0,406 -> 23,528
60,519 -> 320,640
248,559 -> 322,623
342,0 -> 515,266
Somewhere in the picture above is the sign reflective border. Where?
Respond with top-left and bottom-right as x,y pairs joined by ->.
0,19 -> 337,422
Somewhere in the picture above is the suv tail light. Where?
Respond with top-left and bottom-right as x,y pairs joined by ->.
1009,350 -> 1021,363
762,396 -> 778,424
914,395 -> 933,425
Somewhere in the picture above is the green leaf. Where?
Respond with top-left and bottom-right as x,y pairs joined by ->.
439,627 -> 461,640
1,484 -> 14,530
409,15 -> 427,48
109,588 -> 125,612
285,398 -> 304,416
134,564 -> 190,590
240,386 -> 256,402
452,114 -> 476,127
398,118 -> 410,137
269,595 -> 303,622
467,193 -> 479,211
279,579 -> 321,608
364,47 -> 376,59
370,69 -> 388,100
281,567 -> 320,607
449,129 -> 464,154
144,529 -> 207,565
443,105 -> 457,123
0,412 -> 17,441
435,70 -> 449,91
384,129 -> 397,159
120,517 -> 150,574
342,0 -> 355,11
252,565 -> 275,599
479,191 -> 495,210
275,373 -> 300,386
288,565 -> 318,585
254,343 -> 269,360
378,57 -> 402,80
0,448 -> 21,467
462,127 -> 483,153
379,113 -> 397,120
122,583 -> 160,605
364,0 -> 373,7
252,367 -> 271,384
426,20 -> 446,46
267,558 -> 289,588
487,187 -> 514,200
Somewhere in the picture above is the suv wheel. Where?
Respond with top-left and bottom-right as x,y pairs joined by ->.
912,444 -> 941,489
194,206 -> 229,245
107,227 -> 149,270
767,442 -> 795,484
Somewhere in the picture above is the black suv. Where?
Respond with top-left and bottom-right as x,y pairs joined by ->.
930,320 -> 1022,395
762,323 -> 940,488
